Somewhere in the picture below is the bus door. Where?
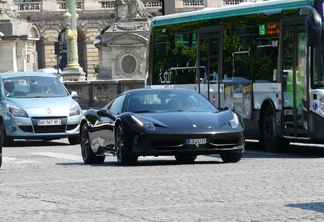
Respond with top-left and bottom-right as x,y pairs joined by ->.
197,26 -> 223,108
280,18 -> 308,137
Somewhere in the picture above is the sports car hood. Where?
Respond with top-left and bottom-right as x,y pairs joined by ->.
5,96 -> 76,116
135,110 -> 236,129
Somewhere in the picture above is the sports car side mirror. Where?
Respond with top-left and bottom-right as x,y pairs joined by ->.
223,106 -> 235,112
97,109 -> 115,120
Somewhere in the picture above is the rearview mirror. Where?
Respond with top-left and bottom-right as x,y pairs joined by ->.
303,6 -> 322,47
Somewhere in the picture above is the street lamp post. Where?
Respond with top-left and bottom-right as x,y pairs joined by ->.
63,0 -> 85,81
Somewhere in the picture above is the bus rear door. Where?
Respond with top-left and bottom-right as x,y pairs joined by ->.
280,18 -> 309,138
197,26 -> 223,108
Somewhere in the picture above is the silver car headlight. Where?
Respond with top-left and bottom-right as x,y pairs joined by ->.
7,104 -> 28,118
69,102 -> 82,117
131,115 -> 155,130
229,113 -> 239,128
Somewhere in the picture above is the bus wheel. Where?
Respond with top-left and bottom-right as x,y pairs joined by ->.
260,106 -> 282,153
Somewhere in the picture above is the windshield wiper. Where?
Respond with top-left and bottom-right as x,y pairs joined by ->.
132,110 -> 155,113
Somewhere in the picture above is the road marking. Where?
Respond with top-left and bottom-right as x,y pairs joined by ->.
3,157 -> 40,164
31,152 -> 82,161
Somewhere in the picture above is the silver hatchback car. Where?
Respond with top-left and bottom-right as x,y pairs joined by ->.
0,72 -> 82,146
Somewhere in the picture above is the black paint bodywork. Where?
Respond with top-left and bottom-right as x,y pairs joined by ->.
80,88 -> 245,159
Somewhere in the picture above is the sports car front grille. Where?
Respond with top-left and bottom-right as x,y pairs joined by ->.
208,139 -> 238,148
151,139 -> 183,147
150,136 -> 241,150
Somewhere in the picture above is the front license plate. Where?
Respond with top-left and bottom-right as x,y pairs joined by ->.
38,119 -> 62,126
186,138 -> 207,145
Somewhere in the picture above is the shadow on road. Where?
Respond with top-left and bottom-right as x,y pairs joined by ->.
4,139 -> 70,148
287,202 -> 324,214
245,140 -> 324,158
56,158 -> 224,167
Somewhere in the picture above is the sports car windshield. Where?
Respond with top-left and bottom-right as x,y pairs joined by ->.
3,76 -> 69,98
126,90 -> 218,112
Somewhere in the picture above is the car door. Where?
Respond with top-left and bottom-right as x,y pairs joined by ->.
97,94 -> 125,149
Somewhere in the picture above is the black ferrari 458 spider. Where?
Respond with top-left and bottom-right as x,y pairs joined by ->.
80,88 -> 245,165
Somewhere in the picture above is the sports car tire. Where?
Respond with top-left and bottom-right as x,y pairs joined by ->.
220,152 -> 242,163
115,125 -> 138,166
175,155 -> 197,164
80,123 -> 105,164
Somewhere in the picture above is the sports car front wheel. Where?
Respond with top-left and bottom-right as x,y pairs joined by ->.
115,125 -> 138,165
220,152 -> 242,163
80,123 -> 105,164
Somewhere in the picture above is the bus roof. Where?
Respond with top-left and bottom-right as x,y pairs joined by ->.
151,0 -> 314,27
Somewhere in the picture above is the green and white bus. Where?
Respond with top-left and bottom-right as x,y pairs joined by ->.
147,0 -> 324,152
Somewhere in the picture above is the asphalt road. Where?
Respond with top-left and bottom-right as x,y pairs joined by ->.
1,139 -> 324,222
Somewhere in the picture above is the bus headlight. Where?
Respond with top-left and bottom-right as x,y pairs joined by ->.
317,96 -> 324,115
319,96 -> 324,103
320,105 -> 324,114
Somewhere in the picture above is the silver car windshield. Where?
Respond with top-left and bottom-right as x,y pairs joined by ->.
3,76 -> 69,98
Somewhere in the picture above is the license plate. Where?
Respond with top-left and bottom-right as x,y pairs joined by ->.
186,138 -> 206,145
38,119 -> 62,126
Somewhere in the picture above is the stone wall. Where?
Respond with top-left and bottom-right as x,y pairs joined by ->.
64,79 -> 145,110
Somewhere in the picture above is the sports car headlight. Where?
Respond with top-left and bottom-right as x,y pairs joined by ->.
143,122 -> 155,130
229,113 -> 239,128
132,115 -> 155,130
69,102 -> 82,116
7,104 -> 28,117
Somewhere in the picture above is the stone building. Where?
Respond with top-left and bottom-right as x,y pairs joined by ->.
0,0 -> 40,73
94,0 -> 152,80
6,0 -> 262,81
